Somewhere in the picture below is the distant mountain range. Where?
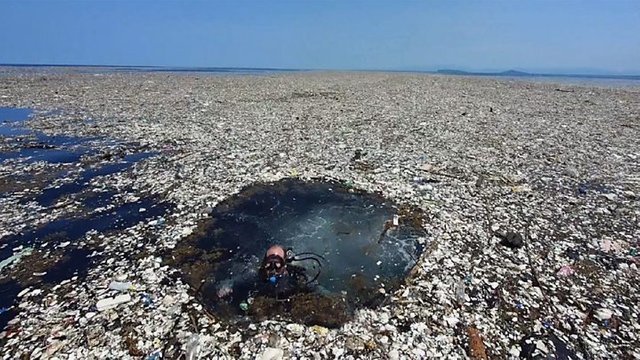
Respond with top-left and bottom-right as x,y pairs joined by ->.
436,69 -> 640,80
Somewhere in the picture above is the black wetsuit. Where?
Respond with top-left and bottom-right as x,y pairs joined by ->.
211,261 -> 310,307
260,264 -> 310,299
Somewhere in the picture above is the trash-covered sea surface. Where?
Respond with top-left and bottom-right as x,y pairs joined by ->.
167,178 -> 426,327
0,70 -> 639,358
0,106 -> 170,335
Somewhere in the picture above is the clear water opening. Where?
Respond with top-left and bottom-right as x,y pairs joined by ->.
167,178 -> 427,327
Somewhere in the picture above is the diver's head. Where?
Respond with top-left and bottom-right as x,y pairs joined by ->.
261,245 -> 287,282
266,245 -> 286,259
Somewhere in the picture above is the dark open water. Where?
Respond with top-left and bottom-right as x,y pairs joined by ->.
0,107 -> 170,331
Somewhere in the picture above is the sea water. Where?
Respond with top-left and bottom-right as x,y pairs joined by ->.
176,178 -> 426,320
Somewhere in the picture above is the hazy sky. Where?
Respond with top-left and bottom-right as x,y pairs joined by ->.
1,0 -> 638,73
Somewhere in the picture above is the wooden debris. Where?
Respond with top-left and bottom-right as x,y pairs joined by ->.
467,326 -> 488,360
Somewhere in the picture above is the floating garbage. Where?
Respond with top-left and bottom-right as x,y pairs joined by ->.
454,279 -> 466,306
0,199 -> 169,263
594,308 -> 613,321
141,293 -> 154,307
2,68 -> 637,358
185,334 -> 201,360
0,107 -> 95,165
96,294 -> 132,311
0,107 -> 171,331
259,348 -> 284,360
108,281 -> 135,292
556,265 -> 575,277
467,326 -> 488,360
166,178 -> 426,326
0,247 -> 33,273
33,152 -> 158,207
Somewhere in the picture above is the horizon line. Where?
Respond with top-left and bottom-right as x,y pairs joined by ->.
1,63 -> 639,78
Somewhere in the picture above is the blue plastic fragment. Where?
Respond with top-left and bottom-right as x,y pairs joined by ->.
141,293 -> 153,306
269,276 -> 277,284
578,185 -> 589,195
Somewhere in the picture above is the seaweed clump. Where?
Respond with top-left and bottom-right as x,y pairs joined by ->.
249,293 -> 351,328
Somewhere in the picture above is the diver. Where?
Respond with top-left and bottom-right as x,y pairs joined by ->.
214,244 -> 324,302
258,244 -> 324,300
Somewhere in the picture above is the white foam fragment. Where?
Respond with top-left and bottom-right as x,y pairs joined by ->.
96,294 -> 132,311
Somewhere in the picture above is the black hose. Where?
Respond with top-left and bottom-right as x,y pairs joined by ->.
288,251 -> 326,261
305,266 -> 322,285
291,256 -> 323,267
289,255 -> 323,285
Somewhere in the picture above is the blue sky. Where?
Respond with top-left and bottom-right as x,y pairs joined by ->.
0,0 -> 638,74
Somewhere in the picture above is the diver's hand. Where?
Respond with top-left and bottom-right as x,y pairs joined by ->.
217,286 -> 233,298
